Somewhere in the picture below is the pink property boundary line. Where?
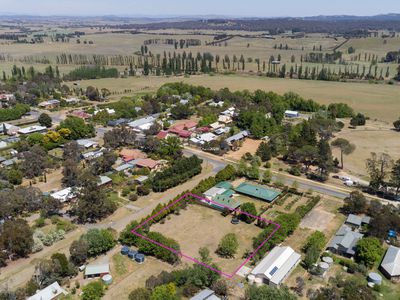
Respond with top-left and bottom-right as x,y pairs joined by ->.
131,193 -> 281,279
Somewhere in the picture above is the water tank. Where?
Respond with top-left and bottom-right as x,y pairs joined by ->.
128,250 -> 138,259
318,262 -> 330,272
135,253 -> 145,263
247,274 -> 255,285
322,256 -> 333,265
102,274 -> 113,285
254,277 -> 263,287
368,272 -> 382,285
121,246 -> 130,256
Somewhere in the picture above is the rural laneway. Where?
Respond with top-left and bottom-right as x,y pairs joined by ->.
183,146 -> 398,205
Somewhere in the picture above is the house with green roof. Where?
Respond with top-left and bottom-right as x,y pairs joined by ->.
215,181 -> 233,190
210,194 -> 241,211
235,182 -> 281,202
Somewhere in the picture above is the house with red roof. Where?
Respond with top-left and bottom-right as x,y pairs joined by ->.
69,110 -> 91,119
156,131 -> 169,139
167,120 -> 198,139
135,158 -> 160,170
120,148 -> 147,162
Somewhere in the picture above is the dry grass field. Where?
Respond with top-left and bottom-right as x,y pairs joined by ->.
225,139 -> 262,161
333,119 -> 400,179
151,204 -> 263,275
72,74 -> 400,122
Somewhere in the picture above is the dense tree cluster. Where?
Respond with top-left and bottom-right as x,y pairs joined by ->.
0,103 -> 30,122
73,171 -> 116,223
57,116 -> 95,140
64,66 -> 119,81
152,155 -> 202,192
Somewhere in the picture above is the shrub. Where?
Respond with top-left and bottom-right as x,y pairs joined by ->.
129,193 -> 138,201
216,233 -> 239,258
35,217 -> 46,228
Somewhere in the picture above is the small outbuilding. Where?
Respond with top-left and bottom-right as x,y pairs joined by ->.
84,263 -> 110,278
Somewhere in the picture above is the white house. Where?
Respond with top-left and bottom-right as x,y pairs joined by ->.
50,187 -> 77,203
27,281 -> 68,300
250,246 -> 301,287
76,139 -> 98,149
128,116 -> 157,132
199,132 -> 217,143
18,125 -> 47,135
284,110 -> 299,118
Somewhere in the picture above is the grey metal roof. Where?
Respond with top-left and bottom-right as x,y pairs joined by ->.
328,224 -> 363,256
128,115 -> 157,128
250,246 -> 301,286
346,214 -> 362,226
381,246 -> 400,277
190,289 -> 220,300
84,264 -> 110,276
225,130 -> 250,144
362,216 -> 371,224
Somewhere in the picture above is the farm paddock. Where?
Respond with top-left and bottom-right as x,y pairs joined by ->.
151,203 -> 264,275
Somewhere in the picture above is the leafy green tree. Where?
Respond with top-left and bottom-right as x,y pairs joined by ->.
331,138 -> 355,169
239,203 -> 257,223
317,139 -> 334,176
69,239 -> 88,265
366,152 -> 393,191
81,281 -> 105,300
158,136 -> 183,159
82,229 -> 116,257
294,145 -> 318,171
74,171 -> 116,222
256,142 -> 272,162
119,221 -> 141,246
343,191 -> 368,214
216,233 -> 239,258
245,285 -> 296,300
150,283 -> 178,300
262,169 -> 272,183
303,244 -> 320,269
57,116 -> 95,140
0,219 -> 33,258
38,113 -> 52,128
350,113 -> 366,127
355,237 -> 384,268
303,231 -> 326,253
170,104 -> 193,120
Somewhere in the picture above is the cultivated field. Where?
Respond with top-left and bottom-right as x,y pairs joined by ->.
151,204 -> 263,275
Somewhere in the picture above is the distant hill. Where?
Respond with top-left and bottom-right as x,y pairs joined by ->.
0,14 -> 399,34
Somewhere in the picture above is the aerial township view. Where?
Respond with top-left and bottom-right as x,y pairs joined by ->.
0,0 -> 400,299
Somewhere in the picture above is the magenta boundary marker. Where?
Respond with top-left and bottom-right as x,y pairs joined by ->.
130,192 -> 281,279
